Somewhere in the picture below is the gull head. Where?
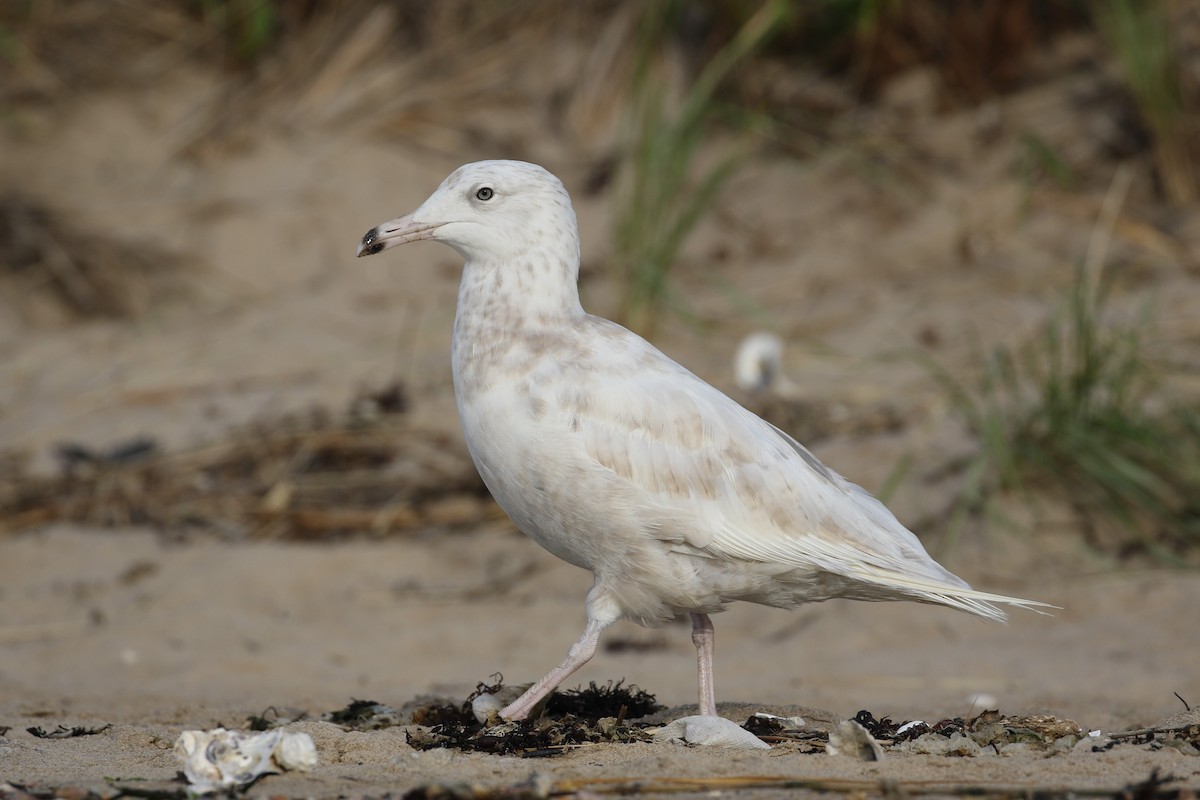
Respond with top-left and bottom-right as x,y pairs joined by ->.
356,160 -> 579,266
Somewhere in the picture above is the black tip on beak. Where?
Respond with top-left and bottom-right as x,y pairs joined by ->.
357,228 -> 384,257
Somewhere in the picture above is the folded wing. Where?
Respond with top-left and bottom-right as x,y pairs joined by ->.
564,322 -> 1049,620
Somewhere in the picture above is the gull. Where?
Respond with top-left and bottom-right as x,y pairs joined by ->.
734,332 -> 906,442
357,160 -> 1048,723
734,332 -> 797,395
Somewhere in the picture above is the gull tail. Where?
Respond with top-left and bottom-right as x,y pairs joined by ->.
856,568 -> 1058,622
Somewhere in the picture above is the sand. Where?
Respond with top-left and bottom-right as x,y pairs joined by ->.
1,526 -> 1198,795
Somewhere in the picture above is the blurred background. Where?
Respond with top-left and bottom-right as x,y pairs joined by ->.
0,0 -> 1198,728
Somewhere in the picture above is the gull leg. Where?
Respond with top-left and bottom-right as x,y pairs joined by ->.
500,617 -> 609,721
690,612 -> 717,716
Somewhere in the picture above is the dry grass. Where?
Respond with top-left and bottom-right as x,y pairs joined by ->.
1,2 -> 205,102
0,190 -> 183,319
103,1 -> 621,158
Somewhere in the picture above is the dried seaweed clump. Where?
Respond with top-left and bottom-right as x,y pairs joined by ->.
545,679 -> 664,721
851,708 -> 1088,754
406,679 -> 661,758
0,385 -> 495,540
406,715 -> 653,759
323,699 -> 407,731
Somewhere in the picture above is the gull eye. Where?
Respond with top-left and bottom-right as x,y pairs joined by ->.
475,187 -> 494,201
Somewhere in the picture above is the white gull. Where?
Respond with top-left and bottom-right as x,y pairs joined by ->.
734,331 -> 796,395
356,160 -> 1049,723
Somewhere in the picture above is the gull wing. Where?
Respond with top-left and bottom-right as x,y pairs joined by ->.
559,320 -> 1049,620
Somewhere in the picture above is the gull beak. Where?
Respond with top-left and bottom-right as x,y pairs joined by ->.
356,212 -> 444,257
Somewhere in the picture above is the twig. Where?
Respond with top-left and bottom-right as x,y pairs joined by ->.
1109,723 -> 1198,740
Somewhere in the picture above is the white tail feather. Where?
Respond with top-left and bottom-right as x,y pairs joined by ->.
853,567 -> 1057,622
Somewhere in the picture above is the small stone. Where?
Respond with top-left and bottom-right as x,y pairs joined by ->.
1052,734 -> 1080,753
897,732 -> 983,757
945,732 -> 982,757
1001,742 -> 1038,757
1074,735 -> 1112,753
1163,738 -> 1200,757
894,732 -> 951,756
969,722 -> 1006,746
51,787 -> 93,800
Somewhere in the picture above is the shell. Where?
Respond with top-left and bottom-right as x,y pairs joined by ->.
173,727 -> 316,793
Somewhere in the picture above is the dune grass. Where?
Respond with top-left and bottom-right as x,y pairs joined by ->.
611,0 -> 787,334
1096,0 -> 1197,204
932,255 -> 1200,563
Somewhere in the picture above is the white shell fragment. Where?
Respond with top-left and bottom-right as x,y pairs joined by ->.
469,691 -> 504,724
827,719 -> 885,761
751,711 -> 806,728
174,727 -> 317,793
470,683 -> 538,724
654,715 -> 771,750
275,730 -> 319,770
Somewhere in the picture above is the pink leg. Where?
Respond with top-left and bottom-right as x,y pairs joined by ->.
500,617 -> 609,721
691,612 -> 717,716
